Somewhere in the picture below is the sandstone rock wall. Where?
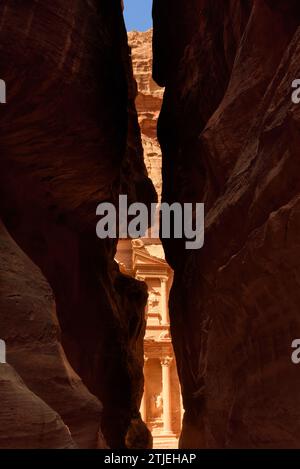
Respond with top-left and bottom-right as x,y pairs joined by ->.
0,363 -> 76,449
153,0 -> 300,448
0,0 -> 155,448
0,219 -> 103,448
128,29 -> 163,199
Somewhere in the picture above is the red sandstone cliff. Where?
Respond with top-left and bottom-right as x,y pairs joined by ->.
153,0 -> 300,448
0,363 -> 76,449
0,220 -> 103,448
0,0 -> 155,449
2,0 -> 300,451
128,29 -> 163,200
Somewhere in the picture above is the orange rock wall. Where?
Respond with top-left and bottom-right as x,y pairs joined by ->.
128,30 -> 163,199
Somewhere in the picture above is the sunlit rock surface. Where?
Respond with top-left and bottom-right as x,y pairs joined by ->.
128,29 -> 163,199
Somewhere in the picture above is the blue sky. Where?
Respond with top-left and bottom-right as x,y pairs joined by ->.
124,0 -> 153,32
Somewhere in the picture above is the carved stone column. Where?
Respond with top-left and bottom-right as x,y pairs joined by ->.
180,387 -> 184,424
140,392 -> 147,422
140,356 -> 148,422
160,277 -> 169,325
161,356 -> 173,435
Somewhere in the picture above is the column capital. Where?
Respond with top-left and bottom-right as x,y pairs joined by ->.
161,356 -> 173,367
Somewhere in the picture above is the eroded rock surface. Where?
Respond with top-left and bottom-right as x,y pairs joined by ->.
0,363 -> 76,449
0,0 -> 155,448
153,0 -> 300,448
0,220 -> 104,448
128,29 -> 163,199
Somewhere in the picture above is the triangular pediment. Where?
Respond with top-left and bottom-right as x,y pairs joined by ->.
133,248 -> 167,266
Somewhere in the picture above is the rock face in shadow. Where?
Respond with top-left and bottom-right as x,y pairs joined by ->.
0,1 -> 155,448
0,363 -> 76,449
153,0 -> 300,448
0,220 -> 104,448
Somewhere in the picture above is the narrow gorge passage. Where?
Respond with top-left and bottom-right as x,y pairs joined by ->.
1,0 -> 300,454
116,27 -> 183,449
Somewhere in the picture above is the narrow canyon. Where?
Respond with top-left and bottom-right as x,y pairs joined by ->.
0,0 -> 300,450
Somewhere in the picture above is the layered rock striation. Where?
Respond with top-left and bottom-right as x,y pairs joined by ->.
0,0 -> 155,448
0,363 -> 76,449
153,0 -> 300,448
128,29 -> 163,199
